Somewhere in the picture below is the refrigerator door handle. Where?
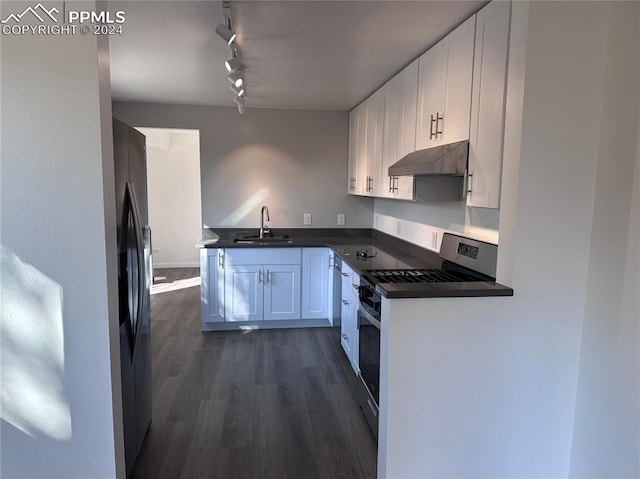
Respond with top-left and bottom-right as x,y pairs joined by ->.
126,182 -> 146,362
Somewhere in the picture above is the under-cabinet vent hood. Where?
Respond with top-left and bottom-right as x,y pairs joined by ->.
388,140 -> 469,177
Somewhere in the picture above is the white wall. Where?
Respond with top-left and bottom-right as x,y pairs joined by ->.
112,102 -> 375,230
137,128 -> 202,268
569,3 -> 640,476
374,198 -> 500,251
0,1 -> 123,477
379,2 -> 640,477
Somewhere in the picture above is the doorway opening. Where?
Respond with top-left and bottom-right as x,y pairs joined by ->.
135,127 -> 202,289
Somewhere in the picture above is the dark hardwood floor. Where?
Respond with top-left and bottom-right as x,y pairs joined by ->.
131,267 -> 377,479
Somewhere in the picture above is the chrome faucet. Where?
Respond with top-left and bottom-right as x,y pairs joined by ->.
260,205 -> 271,239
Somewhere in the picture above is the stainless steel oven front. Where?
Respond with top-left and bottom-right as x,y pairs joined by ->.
357,275 -> 381,440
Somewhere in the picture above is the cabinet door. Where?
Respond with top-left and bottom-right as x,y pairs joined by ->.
348,108 -> 359,194
354,103 -> 368,195
224,264 -> 263,321
340,293 -> 357,368
383,73 -> 403,199
340,290 -> 359,375
301,248 -> 330,319
201,249 -> 225,323
440,15 -> 476,146
396,60 -> 419,200
468,0 -> 511,209
365,87 -> 385,197
264,264 -> 301,321
416,43 -> 447,150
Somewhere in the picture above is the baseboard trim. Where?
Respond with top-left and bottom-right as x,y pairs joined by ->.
201,318 -> 333,332
154,262 -> 200,269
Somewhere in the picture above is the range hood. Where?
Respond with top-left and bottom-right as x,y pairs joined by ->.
388,140 -> 469,177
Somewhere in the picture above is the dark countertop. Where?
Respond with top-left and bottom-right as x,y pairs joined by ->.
200,228 -> 513,299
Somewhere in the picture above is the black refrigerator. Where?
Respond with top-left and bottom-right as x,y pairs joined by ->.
113,118 -> 152,477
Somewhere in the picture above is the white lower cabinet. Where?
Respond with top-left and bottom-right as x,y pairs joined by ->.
301,247 -> 332,320
223,248 -> 302,322
200,248 -> 225,323
263,264 -> 301,321
200,246 -> 345,330
224,264 -> 264,321
340,262 -> 360,374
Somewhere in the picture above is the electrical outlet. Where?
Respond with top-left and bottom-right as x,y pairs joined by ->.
337,213 -> 345,226
432,232 -> 438,250
303,213 -> 312,226
396,220 -> 402,235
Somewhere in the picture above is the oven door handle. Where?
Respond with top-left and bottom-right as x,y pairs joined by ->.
359,304 -> 381,330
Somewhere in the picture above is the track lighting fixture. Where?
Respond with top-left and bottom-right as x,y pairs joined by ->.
217,2 -> 245,114
225,52 -> 243,72
215,22 -> 236,45
227,72 -> 243,88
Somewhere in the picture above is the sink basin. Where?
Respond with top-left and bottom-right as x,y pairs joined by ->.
233,234 -> 293,245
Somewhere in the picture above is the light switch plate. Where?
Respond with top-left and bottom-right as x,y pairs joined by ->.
303,213 -> 312,225
337,213 -> 345,226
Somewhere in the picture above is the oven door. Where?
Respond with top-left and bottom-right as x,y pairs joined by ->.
358,291 -> 381,440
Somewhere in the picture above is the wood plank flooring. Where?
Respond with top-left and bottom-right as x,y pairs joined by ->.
131,267 -> 377,479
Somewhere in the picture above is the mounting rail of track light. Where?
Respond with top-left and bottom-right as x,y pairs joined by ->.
215,1 -> 245,114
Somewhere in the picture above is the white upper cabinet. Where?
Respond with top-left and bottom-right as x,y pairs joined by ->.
383,59 -> 419,200
364,87 -> 385,197
416,15 -> 476,150
348,104 -> 365,195
468,0 -> 511,209
348,89 -> 384,197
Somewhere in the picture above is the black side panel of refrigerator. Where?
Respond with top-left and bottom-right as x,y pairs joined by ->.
127,125 -> 152,462
113,117 -> 152,478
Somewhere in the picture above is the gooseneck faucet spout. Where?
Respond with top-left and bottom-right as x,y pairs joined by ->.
260,205 -> 271,239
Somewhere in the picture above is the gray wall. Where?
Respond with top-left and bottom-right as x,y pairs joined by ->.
1,1 -> 123,477
112,102 -> 374,230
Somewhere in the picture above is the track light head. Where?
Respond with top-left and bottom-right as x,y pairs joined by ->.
215,22 -> 236,45
225,55 -> 244,72
230,84 -> 245,97
227,72 -> 244,88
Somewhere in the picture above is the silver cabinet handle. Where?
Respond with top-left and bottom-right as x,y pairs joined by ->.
218,252 -> 223,268
328,256 -> 334,269
352,283 -> 359,290
388,175 -> 393,193
342,332 -> 349,341
342,299 -> 349,306
266,269 -> 270,284
430,114 -> 436,139
435,112 -> 443,137
350,177 -> 356,190
342,272 -> 349,277
258,269 -> 262,283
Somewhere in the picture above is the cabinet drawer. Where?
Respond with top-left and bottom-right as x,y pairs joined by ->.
225,247 -> 301,266
341,262 -> 360,297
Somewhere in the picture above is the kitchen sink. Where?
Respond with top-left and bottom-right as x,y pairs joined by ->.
233,234 -> 293,245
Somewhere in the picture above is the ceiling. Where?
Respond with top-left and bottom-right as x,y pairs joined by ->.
109,1 -> 486,111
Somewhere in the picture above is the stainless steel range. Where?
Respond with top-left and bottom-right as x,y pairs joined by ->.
356,233 -> 500,440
